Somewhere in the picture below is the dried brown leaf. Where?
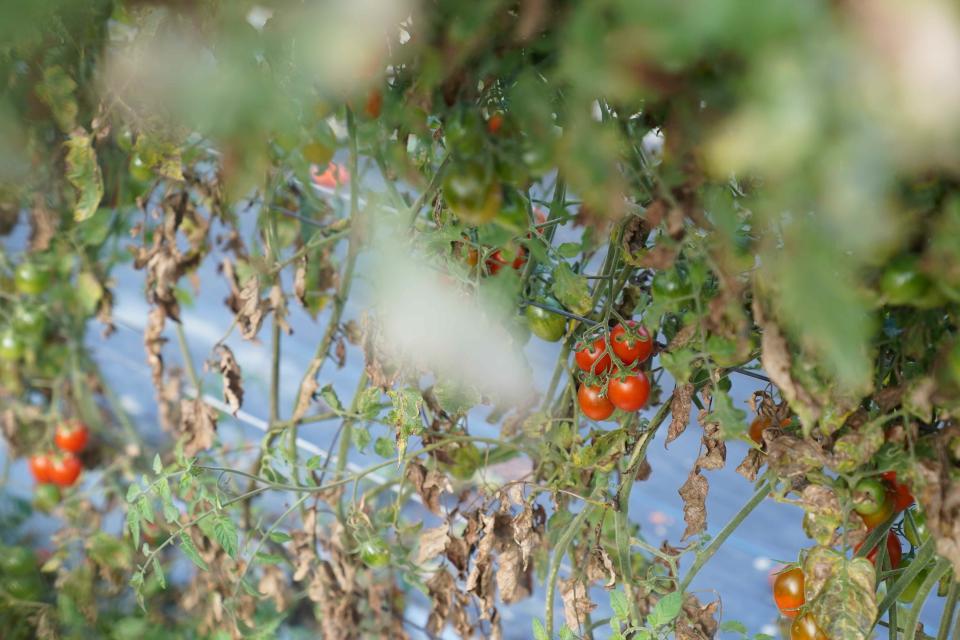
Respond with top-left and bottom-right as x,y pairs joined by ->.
559,578 -> 597,632
666,383 -> 694,446
736,449 -> 764,481
417,524 -> 451,564
679,468 -> 708,540
406,461 -> 451,516
237,275 -> 266,340
178,398 -> 217,457
216,345 -> 243,415
257,564 -> 289,613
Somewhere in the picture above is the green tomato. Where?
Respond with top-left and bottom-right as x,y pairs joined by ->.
949,341 -> 960,386
652,269 -> 692,301
33,483 -> 61,513
13,305 -> 47,344
1,575 -> 42,601
1,546 -> 37,577
0,328 -> 24,362
897,558 -> 932,604
442,160 -> 501,225
853,478 -> 888,516
14,262 -> 49,296
904,510 -> 928,547
128,153 -> 153,184
525,303 -> 566,342
116,127 -> 135,152
880,255 -> 933,306
358,538 -> 390,568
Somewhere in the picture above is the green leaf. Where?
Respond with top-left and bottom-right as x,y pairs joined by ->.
35,66 -> 77,132
75,271 -> 104,315
320,384 -> 343,412
153,454 -> 163,475
178,532 -> 209,571
434,379 -> 481,415
708,389 -> 748,438
136,495 -> 155,525
125,507 -> 141,549
532,618 -> 550,640
551,262 -> 593,316
374,436 -> 395,458
659,348 -> 698,383
352,425 -> 371,452
610,590 -> 630,620
559,626 -> 576,640
267,531 -> 292,543
64,130 -> 104,222
649,591 -> 682,627
151,555 -> 166,589
557,242 -> 582,258
126,483 -> 141,503
386,387 -> 424,461
212,515 -> 239,558
158,478 -> 179,524
355,386 -> 383,419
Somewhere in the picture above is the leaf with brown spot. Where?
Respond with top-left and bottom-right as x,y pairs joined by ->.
666,384 -> 694,446
237,275 -> 266,340
294,256 -> 308,308
215,345 -> 243,415
695,416 -> 726,471
736,449 -> 763,481
678,467 -> 708,540
406,461 -> 451,516
586,546 -> 616,589
416,524 -> 450,564
559,578 -> 597,632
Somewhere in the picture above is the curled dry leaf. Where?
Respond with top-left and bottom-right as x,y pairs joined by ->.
257,564 -> 289,613
695,418 -> 726,471
144,306 -> 167,391
559,577 -> 597,632
765,434 -> 829,478
736,449 -> 764,481
676,594 -> 720,640
178,398 -> 217,458
237,275 -> 266,340
30,193 -> 57,251
679,467 -> 708,540
269,284 -> 292,335
406,461 -> 452,516
586,546 -> 616,589
799,484 -> 842,546
426,569 -> 473,638
495,544 -> 531,604
215,345 -> 243,415
289,508 -> 317,582
291,358 -> 321,423
417,524 -> 451,564
666,383 -> 695,447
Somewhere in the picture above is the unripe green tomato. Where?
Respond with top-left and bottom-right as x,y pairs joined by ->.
0,328 -> 24,361
880,255 -> 932,306
358,539 -> 390,568
116,127 -> 135,152
442,160 -> 501,226
652,269 -> 692,301
13,305 -> 46,344
128,153 -> 153,184
33,483 -> 61,513
14,262 -> 49,296
853,478 -> 888,516
904,510 -> 928,547
525,303 -> 566,342
898,559 -> 928,603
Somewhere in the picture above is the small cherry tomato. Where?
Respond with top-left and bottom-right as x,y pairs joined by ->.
49,453 -> 82,488
487,112 -> 504,135
577,384 -> 615,421
610,322 -> 653,365
607,370 -> 651,412
29,454 -> 53,484
904,510 -> 928,548
525,303 -> 566,343
54,421 -> 89,454
881,471 -> 915,512
860,489 -> 895,529
128,153 -> 153,184
14,262 -> 49,296
12,305 -> 47,343
749,415 -> 774,445
791,613 -> 828,640
359,538 -> 390,568
575,338 -> 611,375
652,269 -> 692,301
0,328 -> 24,361
364,88 -> 383,119
773,567 -> 805,618
853,479 -> 888,516
312,162 -> 350,189
855,530 -> 902,569
33,483 -> 61,512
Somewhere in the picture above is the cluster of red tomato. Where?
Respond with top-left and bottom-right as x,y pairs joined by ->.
575,321 -> 653,420
28,421 -> 89,507
771,472 -> 918,639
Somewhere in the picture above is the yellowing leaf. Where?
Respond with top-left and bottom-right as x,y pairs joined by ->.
65,130 -> 104,222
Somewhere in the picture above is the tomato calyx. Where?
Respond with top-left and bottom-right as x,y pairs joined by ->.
575,337 -> 612,375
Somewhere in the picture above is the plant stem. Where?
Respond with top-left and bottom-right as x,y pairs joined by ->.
939,580 -> 958,640
679,476 -> 772,592
545,502 -> 596,638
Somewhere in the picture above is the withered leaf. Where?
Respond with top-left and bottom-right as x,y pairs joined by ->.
736,449 -> 764,481
417,524 -> 451,564
257,564 -> 289,613
559,578 -> 597,632
178,398 -> 217,458
676,594 -> 720,640
426,569 -> 473,637
406,461 -> 451,516
666,383 -> 694,446
291,358 -> 321,423
496,545 -> 531,604
216,345 -> 243,415
696,419 -> 726,471
269,284 -> 293,336
294,256 -> 308,308
679,468 -> 708,540
237,275 -> 266,340
586,546 -> 616,590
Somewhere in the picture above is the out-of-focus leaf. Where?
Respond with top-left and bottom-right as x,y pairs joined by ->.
36,66 -> 78,132
551,262 -> 592,316
65,130 -> 104,222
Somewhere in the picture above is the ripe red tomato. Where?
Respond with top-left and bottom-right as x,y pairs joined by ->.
49,454 -> 82,488
610,322 -> 653,365
855,530 -> 902,569
607,371 -> 651,412
773,567 -> 805,618
859,489 -> 895,529
577,384 -> 615,421
575,338 -> 611,375
54,421 -> 89,454
881,471 -> 915,512
791,613 -> 828,640
364,88 -> 382,119
487,112 -> 504,135
312,162 -> 350,189
29,454 -> 53,483
749,415 -> 773,444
